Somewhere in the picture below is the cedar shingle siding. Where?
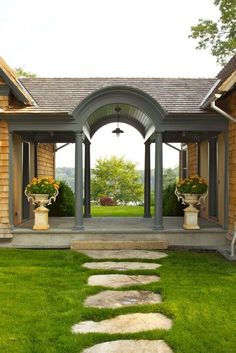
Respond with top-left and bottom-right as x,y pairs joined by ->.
37,144 -> 55,178
187,143 -> 198,176
0,120 -> 9,233
228,95 -> 236,230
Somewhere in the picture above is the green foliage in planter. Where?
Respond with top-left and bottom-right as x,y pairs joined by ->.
48,181 -> 75,216
26,177 -> 59,197
163,183 -> 184,216
177,175 -> 208,194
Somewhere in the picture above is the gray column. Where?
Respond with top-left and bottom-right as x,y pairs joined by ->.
22,142 -> 30,220
84,140 -> 91,218
154,132 -> 163,230
144,141 -> 151,218
8,132 -> 14,228
74,132 -> 84,229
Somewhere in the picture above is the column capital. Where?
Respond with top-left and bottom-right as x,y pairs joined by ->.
154,131 -> 163,138
144,140 -> 151,146
84,139 -> 91,146
75,131 -> 84,137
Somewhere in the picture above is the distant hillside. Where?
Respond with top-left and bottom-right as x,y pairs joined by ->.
56,166 -> 179,192
56,167 -> 75,191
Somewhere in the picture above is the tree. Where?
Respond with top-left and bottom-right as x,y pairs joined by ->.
14,67 -> 37,78
189,0 -> 236,65
163,168 -> 178,189
91,156 -> 143,204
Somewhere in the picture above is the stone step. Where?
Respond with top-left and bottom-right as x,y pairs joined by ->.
88,274 -> 160,288
71,239 -> 168,250
81,340 -> 173,353
72,312 -> 172,334
84,290 -> 162,308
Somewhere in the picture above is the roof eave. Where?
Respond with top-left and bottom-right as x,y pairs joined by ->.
0,57 -> 36,106
199,79 -> 221,109
0,110 -> 72,118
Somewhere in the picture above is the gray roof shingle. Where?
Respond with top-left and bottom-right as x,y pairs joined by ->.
18,77 -> 217,114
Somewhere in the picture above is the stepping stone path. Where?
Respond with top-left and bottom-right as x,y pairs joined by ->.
80,249 -> 168,259
85,290 -> 162,308
72,312 -> 172,334
81,340 -> 173,353
88,274 -> 160,288
72,249 -> 173,353
83,261 -> 161,270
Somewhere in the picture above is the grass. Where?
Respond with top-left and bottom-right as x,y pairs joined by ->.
91,205 -> 154,217
0,249 -> 235,353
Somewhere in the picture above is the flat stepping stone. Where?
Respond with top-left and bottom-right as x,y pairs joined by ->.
82,340 -> 173,353
80,250 -> 168,260
88,274 -> 160,288
72,312 -> 172,334
83,261 -> 161,271
85,290 -> 162,308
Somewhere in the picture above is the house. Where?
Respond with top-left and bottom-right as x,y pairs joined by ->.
0,55 -> 235,247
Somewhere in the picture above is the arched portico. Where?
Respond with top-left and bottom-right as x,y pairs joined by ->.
0,56 -> 233,246
73,86 -> 166,230
6,82 -> 228,232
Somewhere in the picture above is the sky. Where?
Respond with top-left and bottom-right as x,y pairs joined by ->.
1,0 -> 221,169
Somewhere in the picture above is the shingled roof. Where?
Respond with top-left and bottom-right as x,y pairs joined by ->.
15,77 -> 217,115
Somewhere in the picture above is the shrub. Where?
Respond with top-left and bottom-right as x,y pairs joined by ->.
163,183 -> 184,216
100,196 -> 117,206
48,180 -> 75,216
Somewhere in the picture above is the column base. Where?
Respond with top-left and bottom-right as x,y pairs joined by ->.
153,224 -> 164,231
73,225 -> 85,231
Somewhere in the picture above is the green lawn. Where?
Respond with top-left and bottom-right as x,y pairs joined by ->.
0,249 -> 235,353
91,205 -> 154,217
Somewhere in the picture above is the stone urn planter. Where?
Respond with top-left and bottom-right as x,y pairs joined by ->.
25,177 -> 60,230
175,175 -> 208,230
31,193 -> 50,207
175,191 -> 206,230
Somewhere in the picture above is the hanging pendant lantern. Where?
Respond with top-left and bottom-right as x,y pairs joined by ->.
112,106 -> 124,137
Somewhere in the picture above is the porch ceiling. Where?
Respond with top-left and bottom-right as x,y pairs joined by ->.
85,103 -> 153,138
